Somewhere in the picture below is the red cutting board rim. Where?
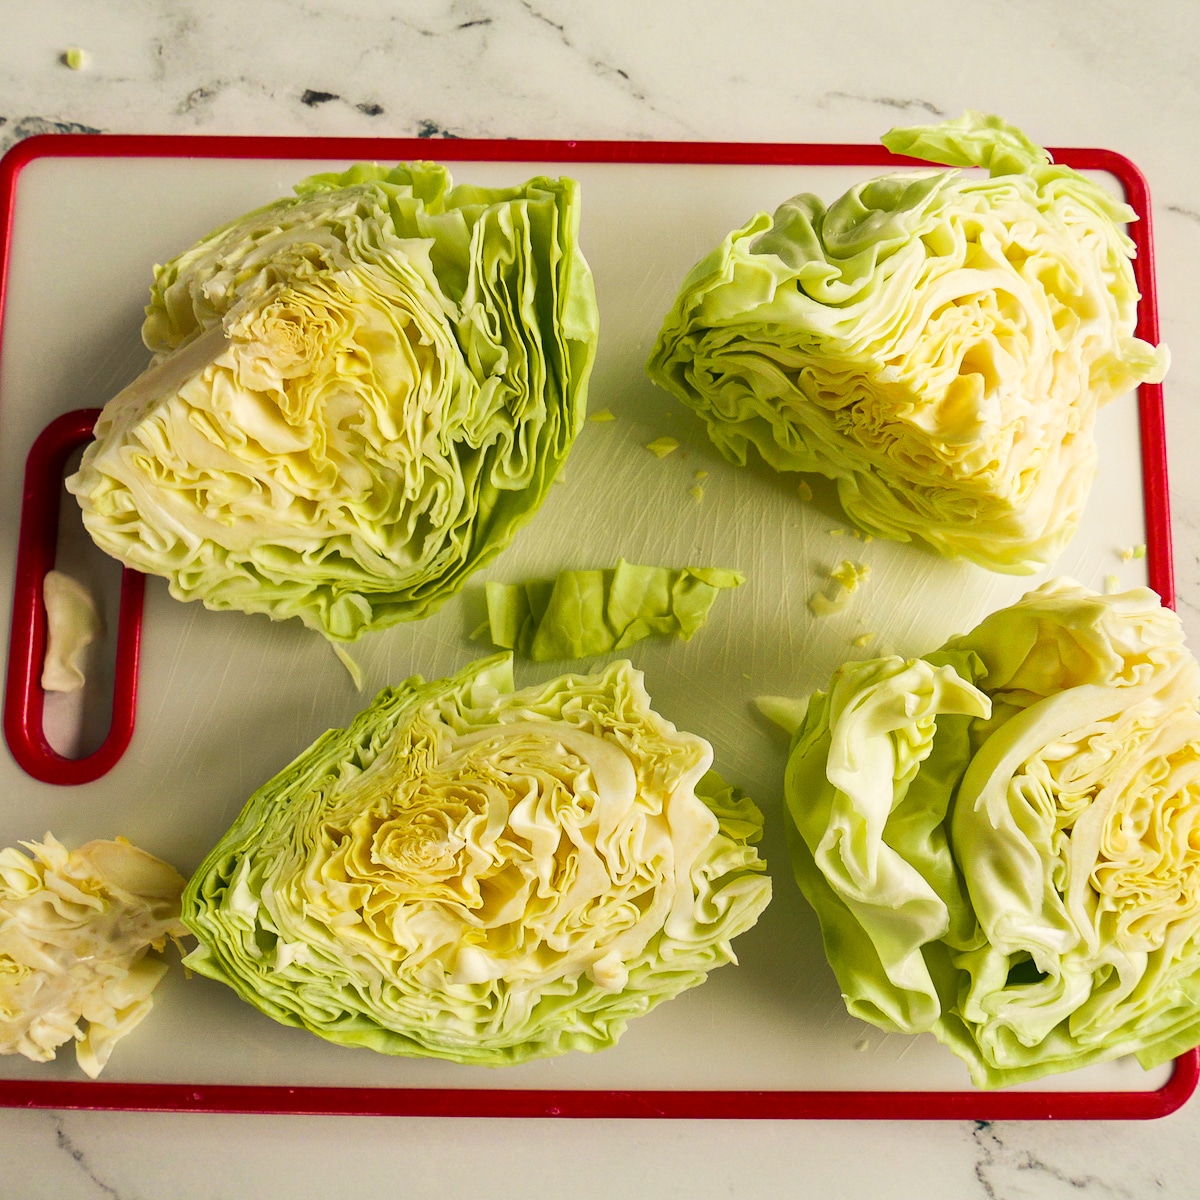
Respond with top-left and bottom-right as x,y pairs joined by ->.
0,131 -> 1188,1120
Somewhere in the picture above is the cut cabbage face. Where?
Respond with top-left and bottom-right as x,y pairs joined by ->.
67,164 -> 598,641
647,113 -> 1168,573
181,655 -> 771,1064
775,580 -> 1200,1087
0,835 -> 187,1078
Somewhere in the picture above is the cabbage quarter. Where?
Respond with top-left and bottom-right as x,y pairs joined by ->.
774,580 -> 1200,1087
68,164 -> 598,641
181,655 -> 772,1064
648,113 -> 1168,573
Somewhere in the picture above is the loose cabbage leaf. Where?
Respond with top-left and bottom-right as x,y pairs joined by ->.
67,164 -> 599,641
181,654 -> 771,1064
647,112 -> 1168,573
40,571 -> 103,693
776,579 -> 1200,1087
0,835 -> 187,1078
485,559 -> 744,660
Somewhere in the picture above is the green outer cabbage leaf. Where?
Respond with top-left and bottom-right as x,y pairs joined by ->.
181,654 -> 771,1064
647,112 -> 1168,573
67,163 -> 598,641
778,579 -> 1200,1087
486,559 -> 744,660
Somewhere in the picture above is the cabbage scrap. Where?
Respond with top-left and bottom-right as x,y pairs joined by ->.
0,835 -> 187,1078
774,579 -> 1200,1087
67,164 -> 598,641
808,560 -> 870,617
647,113 -> 1168,573
486,559 -> 744,660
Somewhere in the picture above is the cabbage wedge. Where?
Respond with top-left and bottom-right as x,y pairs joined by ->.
648,113 -> 1167,572
68,164 -> 598,641
182,655 -> 771,1064
775,580 -> 1200,1087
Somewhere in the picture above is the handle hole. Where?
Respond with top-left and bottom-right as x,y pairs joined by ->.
4,409 -> 144,786
39,445 -> 125,759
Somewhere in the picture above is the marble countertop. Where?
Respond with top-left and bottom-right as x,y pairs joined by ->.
3,2 -> 1200,1195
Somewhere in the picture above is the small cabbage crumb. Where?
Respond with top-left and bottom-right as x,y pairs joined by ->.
332,643 -> 364,691
853,632 -> 877,648
694,470 -> 709,482
690,484 -> 704,503
810,590 -> 847,616
62,47 -> 87,69
754,693 -> 810,736
589,409 -> 616,423
1104,573 -> 1121,594
646,436 -> 680,458
831,560 -> 870,592
797,481 -> 813,503
829,528 -> 844,538
810,561 -> 870,617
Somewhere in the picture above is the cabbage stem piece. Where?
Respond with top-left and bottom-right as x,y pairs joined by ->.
486,559 -> 744,660
781,580 -> 1200,1087
648,113 -> 1168,573
181,654 -> 771,1064
68,164 -> 598,641
40,571 -> 103,693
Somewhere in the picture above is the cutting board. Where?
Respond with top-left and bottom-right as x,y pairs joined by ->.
0,135 -> 1186,1118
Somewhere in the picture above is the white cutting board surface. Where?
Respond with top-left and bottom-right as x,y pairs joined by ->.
0,150 -> 1167,1097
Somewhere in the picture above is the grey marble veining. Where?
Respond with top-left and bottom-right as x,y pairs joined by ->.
4,1 -> 1200,1196
5,1102 -> 1200,1200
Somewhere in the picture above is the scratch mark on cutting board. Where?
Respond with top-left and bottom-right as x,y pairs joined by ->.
629,260 -> 670,323
144,600 -> 200,732
155,626 -> 247,780
819,1006 -> 845,1029
77,323 -> 151,396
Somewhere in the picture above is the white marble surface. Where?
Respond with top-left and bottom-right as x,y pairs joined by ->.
3,1 -> 1200,1195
